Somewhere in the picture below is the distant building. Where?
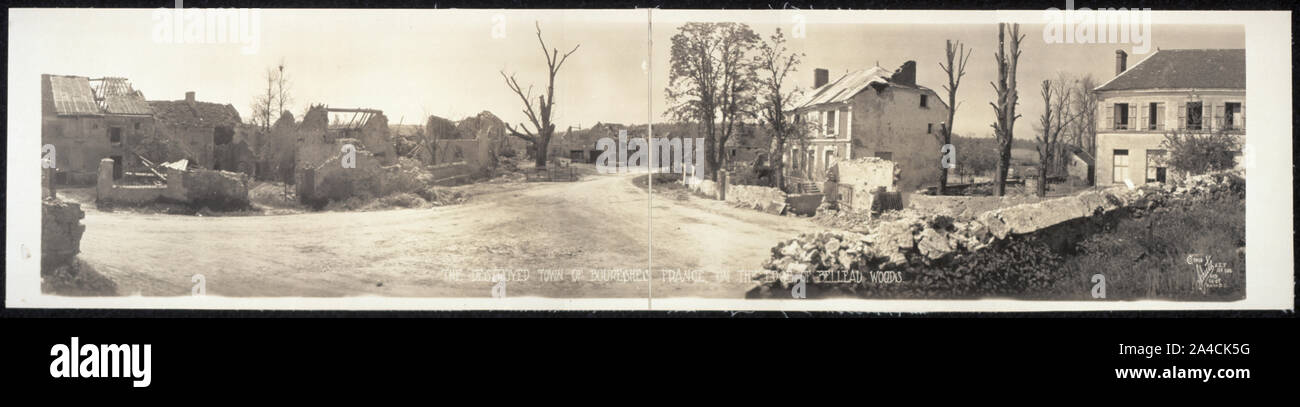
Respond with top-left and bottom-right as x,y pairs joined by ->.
783,61 -> 950,192
1093,49 -> 1245,186
41,75 -> 155,184
1065,145 -> 1095,186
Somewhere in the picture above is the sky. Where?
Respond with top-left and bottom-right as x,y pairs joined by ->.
12,9 -> 1242,140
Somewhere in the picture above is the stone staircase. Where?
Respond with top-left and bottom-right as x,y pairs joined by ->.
797,181 -> 821,194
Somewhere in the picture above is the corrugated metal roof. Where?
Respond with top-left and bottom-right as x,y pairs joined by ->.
104,94 -> 153,115
1095,49 -> 1245,92
47,75 -> 101,116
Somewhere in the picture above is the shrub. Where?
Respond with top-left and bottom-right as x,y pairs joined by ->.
1161,130 -> 1240,176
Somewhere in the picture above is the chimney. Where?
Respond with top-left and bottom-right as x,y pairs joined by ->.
185,91 -> 195,103
1115,50 -> 1128,75
813,68 -> 829,89
890,61 -> 917,87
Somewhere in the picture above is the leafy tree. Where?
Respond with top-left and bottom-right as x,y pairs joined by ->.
754,28 -> 803,190
666,22 -> 760,181
1161,130 -> 1240,176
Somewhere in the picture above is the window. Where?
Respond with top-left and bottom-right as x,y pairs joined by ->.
109,127 -> 122,146
1185,102 -> 1203,130
1147,103 -> 1162,130
927,123 -> 933,134
825,110 -> 836,136
1224,102 -> 1242,130
213,126 -> 234,145
1146,149 -> 1167,183
874,151 -> 893,161
134,122 -> 142,130
1112,149 -> 1129,183
1113,103 -> 1129,130
920,94 -> 929,108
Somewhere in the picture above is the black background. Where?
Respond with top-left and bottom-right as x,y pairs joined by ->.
2,0 -> 1296,398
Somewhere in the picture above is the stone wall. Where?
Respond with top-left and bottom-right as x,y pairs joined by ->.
785,193 -> 824,216
906,194 -> 1042,220
296,149 -> 384,205
42,197 -> 85,268
828,157 -> 898,213
754,170 -> 1245,289
428,161 -> 474,185
182,168 -> 251,208
96,158 -> 248,208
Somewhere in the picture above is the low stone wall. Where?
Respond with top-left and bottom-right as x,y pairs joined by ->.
42,197 -> 85,268
906,194 -> 1042,220
428,161 -> 473,185
725,184 -> 786,214
753,170 -> 1246,290
181,169 -> 251,208
96,158 -> 249,209
786,193 -> 824,216
297,150 -> 385,205
687,179 -> 719,199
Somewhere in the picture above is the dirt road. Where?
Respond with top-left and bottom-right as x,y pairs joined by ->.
76,173 -> 819,298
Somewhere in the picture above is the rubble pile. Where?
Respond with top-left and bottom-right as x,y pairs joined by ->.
750,169 -> 1245,297
725,184 -> 786,214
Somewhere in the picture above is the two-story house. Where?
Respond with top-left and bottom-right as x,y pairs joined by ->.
783,61 -> 950,192
41,75 -> 155,184
1093,48 -> 1245,186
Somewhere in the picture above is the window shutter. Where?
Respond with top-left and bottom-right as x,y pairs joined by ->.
1138,102 -> 1149,130
1214,103 -> 1225,132
1157,103 -> 1166,130
1240,103 -> 1246,129
1105,105 -> 1114,131
1177,102 -> 1186,130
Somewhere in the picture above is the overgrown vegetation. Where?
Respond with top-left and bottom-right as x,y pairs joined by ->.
1161,130 -> 1241,176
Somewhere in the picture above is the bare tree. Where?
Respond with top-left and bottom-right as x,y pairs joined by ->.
936,39 -> 972,195
250,67 -> 278,132
1069,73 -> 1099,155
989,23 -> 1024,196
275,59 -> 292,118
500,21 -> 580,168
1034,78 -> 1082,197
754,28 -> 803,190
666,22 -> 760,181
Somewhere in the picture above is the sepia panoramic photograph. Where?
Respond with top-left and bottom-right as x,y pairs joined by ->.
6,7 -> 1289,310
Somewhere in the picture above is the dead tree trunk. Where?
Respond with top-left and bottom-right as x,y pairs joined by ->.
990,23 -> 1023,197
502,22 -> 580,169
938,39 -> 971,195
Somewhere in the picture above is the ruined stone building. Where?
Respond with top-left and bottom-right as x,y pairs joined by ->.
782,61 -> 950,192
148,91 -> 245,172
1093,49 -> 1245,186
42,75 -> 155,184
295,105 -> 397,169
